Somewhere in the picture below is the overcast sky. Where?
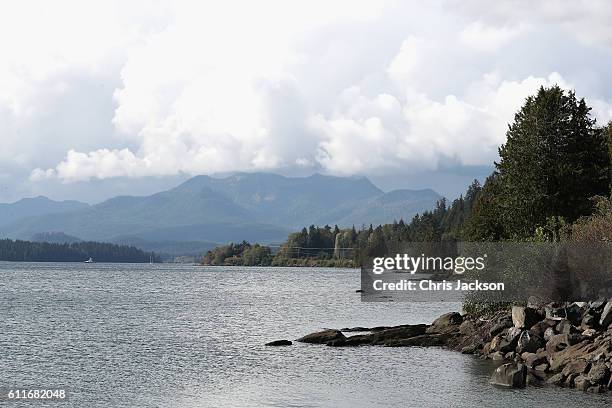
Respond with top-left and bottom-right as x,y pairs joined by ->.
2,0 -> 612,203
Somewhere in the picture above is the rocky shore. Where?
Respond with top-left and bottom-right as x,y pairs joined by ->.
269,300 -> 612,393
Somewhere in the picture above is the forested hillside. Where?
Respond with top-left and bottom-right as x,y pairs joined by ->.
202,86 -> 612,267
0,239 -> 160,263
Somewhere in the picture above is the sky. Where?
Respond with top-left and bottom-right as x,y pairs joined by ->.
2,0 -> 612,203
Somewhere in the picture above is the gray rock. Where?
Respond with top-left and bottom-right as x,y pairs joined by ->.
490,322 -> 511,337
544,327 -> 555,342
383,334 -> 446,347
297,329 -> 345,344
490,351 -> 505,360
546,372 -> 565,385
575,375 -> 591,391
534,363 -> 549,372
512,306 -> 542,329
265,339 -> 292,346
587,362 -> 610,385
521,352 -> 546,368
461,344 -> 477,354
490,363 -> 527,388
516,330 -> 543,354
587,385 -> 605,393
565,303 -> 584,326
426,312 -> 463,334
370,324 -> 428,344
561,359 -> 590,377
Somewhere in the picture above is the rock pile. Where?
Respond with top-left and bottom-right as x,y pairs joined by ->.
288,301 -> 612,393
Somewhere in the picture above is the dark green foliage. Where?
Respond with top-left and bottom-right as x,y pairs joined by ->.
202,241 -> 272,266
492,86 -> 610,238
0,239 -> 159,263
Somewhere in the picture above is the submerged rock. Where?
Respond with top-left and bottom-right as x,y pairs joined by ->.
265,339 -> 293,346
490,363 -> 527,388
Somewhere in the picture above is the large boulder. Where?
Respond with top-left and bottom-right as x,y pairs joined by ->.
512,306 -> 542,329
516,330 -> 544,354
490,363 -> 527,388
297,329 -> 345,344
426,312 -> 463,334
565,303 -> 585,326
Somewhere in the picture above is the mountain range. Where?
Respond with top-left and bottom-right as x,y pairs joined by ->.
0,173 -> 441,252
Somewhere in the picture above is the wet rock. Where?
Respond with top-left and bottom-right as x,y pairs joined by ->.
461,344 -> 476,354
526,372 -> 544,386
516,330 -> 544,354
384,334 -> 446,347
340,327 -> 370,332
575,375 -> 591,391
369,324 -> 428,344
426,312 -> 463,334
526,369 -> 546,386
297,329 -> 345,344
490,351 -> 505,360
546,372 -> 565,385
587,385 -> 605,393
587,362 -> 610,385
565,373 -> 579,388
512,306 -> 543,329
265,339 -> 293,346
489,363 -> 527,388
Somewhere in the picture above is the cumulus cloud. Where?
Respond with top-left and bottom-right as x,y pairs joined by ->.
0,0 -> 610,186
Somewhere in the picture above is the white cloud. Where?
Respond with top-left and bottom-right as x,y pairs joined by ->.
459,22 -> 525,52
0,0 -> 608,187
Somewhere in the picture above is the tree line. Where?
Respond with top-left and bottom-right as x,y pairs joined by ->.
0,239 -> 160,263
202,86 -> 612,267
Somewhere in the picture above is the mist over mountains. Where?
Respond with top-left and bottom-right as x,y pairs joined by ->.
0,173 -> 440,248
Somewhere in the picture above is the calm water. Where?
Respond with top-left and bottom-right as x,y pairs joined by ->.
0,263 -> 610,407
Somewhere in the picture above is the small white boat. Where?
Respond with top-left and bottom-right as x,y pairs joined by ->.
84,257 -> 94,263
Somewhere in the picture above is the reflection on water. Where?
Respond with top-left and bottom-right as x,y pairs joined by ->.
0,263 -> 610,407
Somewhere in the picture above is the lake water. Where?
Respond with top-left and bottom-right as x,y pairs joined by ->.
0,263 -> 610,407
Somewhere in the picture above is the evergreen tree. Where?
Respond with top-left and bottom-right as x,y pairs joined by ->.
495,86 -> 609,237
